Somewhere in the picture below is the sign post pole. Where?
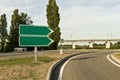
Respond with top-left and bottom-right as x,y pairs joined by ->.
19,25 -> 54,63
60,39 -> 64,54
34,47 -> 37,63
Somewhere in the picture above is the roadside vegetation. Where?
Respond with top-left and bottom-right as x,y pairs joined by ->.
0,50 -> 80,80
61,42 -> 120,49
0,0 -> 60,52
46,0 -> 60,50
114,52 -> 120,59
0,56 -> 54,80
0,56 -> 53,66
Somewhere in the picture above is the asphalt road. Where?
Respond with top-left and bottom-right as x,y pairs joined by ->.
0,50 -> 59,57
62,51 -> 120,80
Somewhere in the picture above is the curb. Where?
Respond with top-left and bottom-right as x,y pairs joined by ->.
46,53 -> 84,80
111,54 -> 120,64
58,58 -> 70,80
107,54 -> 120,68
46,56 -> 64,80
58,53 -> 88,80
58,53 -> 95,80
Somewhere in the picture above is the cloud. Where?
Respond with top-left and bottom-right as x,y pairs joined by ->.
58,0 -> 120,8
0,0 -> 48,31
59,4 -> 120,39
1,0 -> 120,39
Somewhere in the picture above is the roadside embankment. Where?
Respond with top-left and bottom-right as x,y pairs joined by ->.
0,50 -> 81,80
112,52 -> 120,64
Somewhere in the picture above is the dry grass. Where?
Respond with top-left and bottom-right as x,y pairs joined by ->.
113,52 -> 120,60
0,50 -> 79,80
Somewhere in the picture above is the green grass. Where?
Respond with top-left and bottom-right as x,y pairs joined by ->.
0,56 -> 53,66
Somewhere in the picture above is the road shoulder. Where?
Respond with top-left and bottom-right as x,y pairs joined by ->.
107,53 -> 120,68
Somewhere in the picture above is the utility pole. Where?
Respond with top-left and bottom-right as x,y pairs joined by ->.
71,34 -> 72,40
60,39 -> 64,54
71,34 -> 73,45
107,34 -> 110,39
111,32 -> 112,39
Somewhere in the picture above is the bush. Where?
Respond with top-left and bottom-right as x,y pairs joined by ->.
4,42 -> 14,52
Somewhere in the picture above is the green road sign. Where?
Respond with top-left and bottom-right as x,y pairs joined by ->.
19,24 -> 53,47
20,25 -> 52,35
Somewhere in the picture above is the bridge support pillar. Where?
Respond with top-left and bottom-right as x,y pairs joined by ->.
89,41 -> 93,48
72,42 -> 76,49
106,41 -> 110,49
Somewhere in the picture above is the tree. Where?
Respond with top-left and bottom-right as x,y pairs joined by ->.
20,12 -> 28,24
46,0 -> 61,49
0,14 -> 8,52
9,9 -> 32,51
20,13 -> 33,25
9,9 -> 21,50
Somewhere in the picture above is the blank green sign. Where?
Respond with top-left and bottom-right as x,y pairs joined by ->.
20,36 -> 52,46
19,24 -> 53,47
20,25 -> 51,35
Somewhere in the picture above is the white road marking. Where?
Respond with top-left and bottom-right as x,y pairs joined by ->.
58,53 -> 94,80
107,54 -> 120,68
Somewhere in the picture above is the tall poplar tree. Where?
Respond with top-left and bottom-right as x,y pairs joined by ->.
0,14 -> 8,52
46,0 -> 61,49
9,9 -> 21,49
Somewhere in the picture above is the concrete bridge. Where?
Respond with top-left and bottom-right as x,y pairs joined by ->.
60,39 -> 120,49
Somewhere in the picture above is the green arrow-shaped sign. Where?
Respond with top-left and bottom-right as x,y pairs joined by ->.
19,24 -> 53,47
19,36 -> 53,46
20,25 -> 52,35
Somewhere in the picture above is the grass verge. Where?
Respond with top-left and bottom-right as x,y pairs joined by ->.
113,52 -> 120,59
0,50 -> 80,80
0,56 -> 53,66
0,56 -> 54,80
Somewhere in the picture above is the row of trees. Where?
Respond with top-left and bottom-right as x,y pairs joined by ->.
9,9 -> 33,51
0,0 -> 61,52
0,9 -> 32,52
63,42 -> 120,49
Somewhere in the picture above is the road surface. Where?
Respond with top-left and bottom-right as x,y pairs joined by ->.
62,51 -> 120,80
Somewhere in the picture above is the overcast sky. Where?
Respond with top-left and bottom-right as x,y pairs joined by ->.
0,0 -> 120,39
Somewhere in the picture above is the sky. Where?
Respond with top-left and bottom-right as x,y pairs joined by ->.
0,0 -> 120,40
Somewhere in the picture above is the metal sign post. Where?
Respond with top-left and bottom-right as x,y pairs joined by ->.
34,47 -> 37,63
60,39 -> 64,54
19,24 -> 53,63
